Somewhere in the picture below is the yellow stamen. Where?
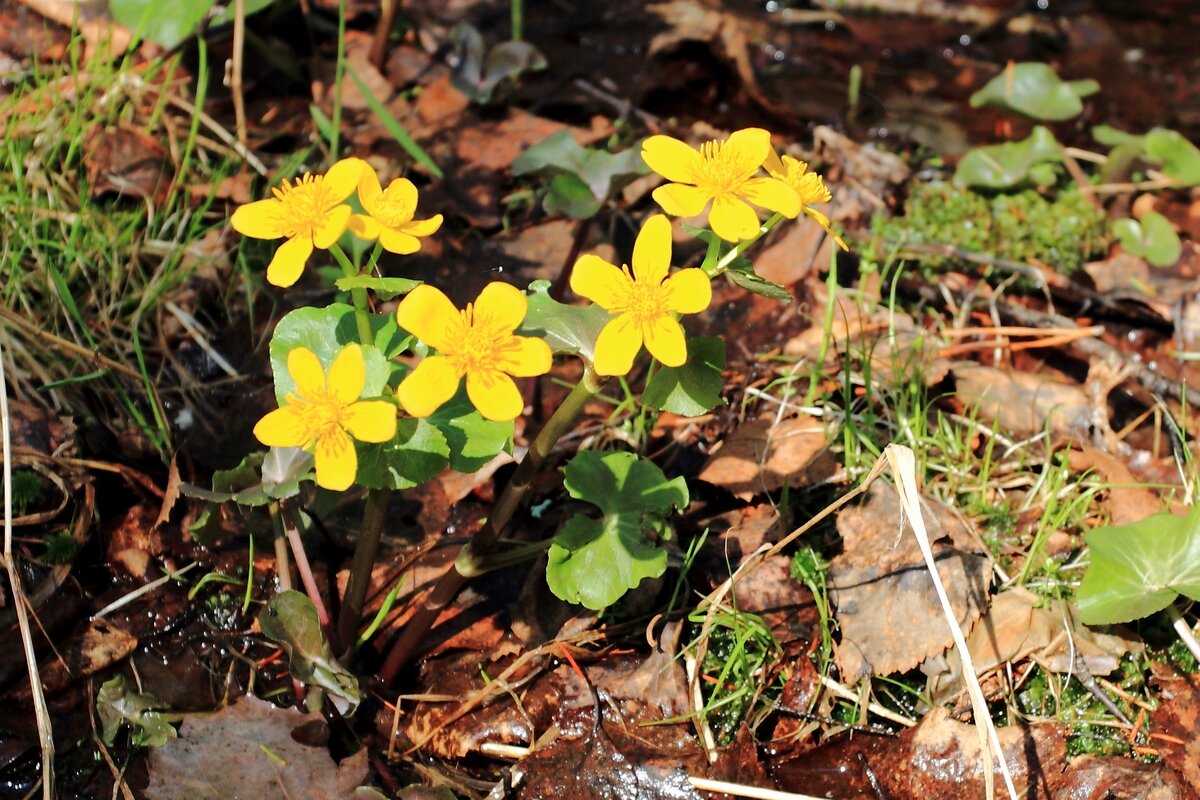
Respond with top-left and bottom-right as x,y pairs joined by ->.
270,174 -> 343,239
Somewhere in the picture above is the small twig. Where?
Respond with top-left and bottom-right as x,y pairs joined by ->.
163,301 -> 240,378
0,340 -> 55,800
92,563 -> 198,621
230,0 -> 248,151
816,674 -> 916,728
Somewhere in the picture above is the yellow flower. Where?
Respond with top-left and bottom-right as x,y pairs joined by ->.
764,150 -> 848,251
253,344 -> 397,491
570,215 -> 711,376
642,128 -> 799,243
230,158 -> 366,288
396,282 -> 552,422
347,170 -> 443,254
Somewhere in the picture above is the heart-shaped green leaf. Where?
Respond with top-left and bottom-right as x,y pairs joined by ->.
643,336 -> 726,417
955,126 -> 1062,189
268,304 -> 399,402
1112,212 -> 1182,267
969,63 -> 1098,121
519,280 -> 611,363
1145,128 -> 1200,186
545,451 -> 688,610
1077,507 -> 1200,625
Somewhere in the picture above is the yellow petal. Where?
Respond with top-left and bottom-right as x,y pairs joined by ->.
652,183 -> 711,217
379,228 -> 421,255
397,355 -> 461,417
287,347 -> 326,397
382,177 -> 418,213
803,207 -> 849,251
396,284 -> 460,352
326,343 -> 365,405
641,135 -> 702,183
642,314 -> 687,367
344,400 -> 397,443
466,369 -> 524,422
312,203 -> 352,249
401,214 -> 443,238
494,335 -> 552,377
763,146 -> 786,178
314,429 -> 357,491
347,214 -> 380,240
632,214 -> 672,286
592,313 -> 642,376
571,254 -> 631,310
707,195 -> 761,242
266,236 -> 313,287
231,198 -> 286,239
474,282 -> 527,333
324,157 -> 367,200
358,167 -> 384,208
253,406 -> 307,448
663,268 -> 712,314
724,128 -> 772,175
741,176 -> 801,218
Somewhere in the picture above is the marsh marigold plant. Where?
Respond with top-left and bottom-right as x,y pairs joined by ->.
231,157 -> 366,287
642,128 -> 799,243
571,214 -> 712,376
253,344 -> 397,491
396,282 -> 552,422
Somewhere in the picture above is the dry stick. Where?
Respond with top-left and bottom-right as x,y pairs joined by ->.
380,370 -> 604,682
231,0 -> 247,151
0,342 -> 55,800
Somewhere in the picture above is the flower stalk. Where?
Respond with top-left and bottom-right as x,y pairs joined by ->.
380,368 -> 604,681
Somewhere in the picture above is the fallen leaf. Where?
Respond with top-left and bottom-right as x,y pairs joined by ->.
83,124 -> 171,203
454,110 -> 609,173
830,482 -> 992,682
1068,446 -> 1165,525
922,587 -> 1142,705
951,362 -> 1096,441
145,695 -> 368,800
697,415 -> 835,500
729,555 -> 818,647
1150,672 -> 1200,793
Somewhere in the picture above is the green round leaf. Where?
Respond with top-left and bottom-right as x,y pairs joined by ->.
955,126 -> 1062,189
1112,212 -> 1182,268
968,63 -> 1098,121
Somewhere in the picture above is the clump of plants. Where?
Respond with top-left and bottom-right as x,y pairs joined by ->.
871,183 -> 1108,274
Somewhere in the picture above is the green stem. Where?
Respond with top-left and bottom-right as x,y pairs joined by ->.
330,0 -> 347,157
335,487 -> 389,655
330,243 -> 374,346
709,212 -> 784,278
380,369 -> 604,681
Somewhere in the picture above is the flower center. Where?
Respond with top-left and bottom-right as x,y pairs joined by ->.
272,174 -> 340,239
290,389 -> 350,449
366,192 -> 414,229
444,304 -> 512,375
694,140 -> 755,197
617,267 -> 669,327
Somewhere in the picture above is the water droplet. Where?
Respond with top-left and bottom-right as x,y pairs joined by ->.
773,49 -> 785,62
943,48 -> 955,59
765,0 -> 780,12
959,34 -> 971,46
1037,0 -> 1049,8
824,19 -> 836,31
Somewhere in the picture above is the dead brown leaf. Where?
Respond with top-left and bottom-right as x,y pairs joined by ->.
145,695 -> 368,799
923,587 -> 1142,705
830,481 -> 992,682
1150,672 -> 1200,793
697,415 -> 835,501
730,555 -> 817,648
951,362 -> 1096,441
83,124 -> 171,203
1068,445 -> 1165,525
454,110 -> 609,173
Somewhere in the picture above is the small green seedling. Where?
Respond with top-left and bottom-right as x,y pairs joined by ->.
449,22 -> 546,103
1112,212 -> 1183,268
546,451 -> 689,610
110,0 -> 274,49
969,62 -> 1098,121
96,675 -> 179,748
511,130 -> 649,218
1094,125 -> 1200,186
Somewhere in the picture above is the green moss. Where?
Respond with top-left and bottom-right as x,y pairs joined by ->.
872,182 -> 1109,275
